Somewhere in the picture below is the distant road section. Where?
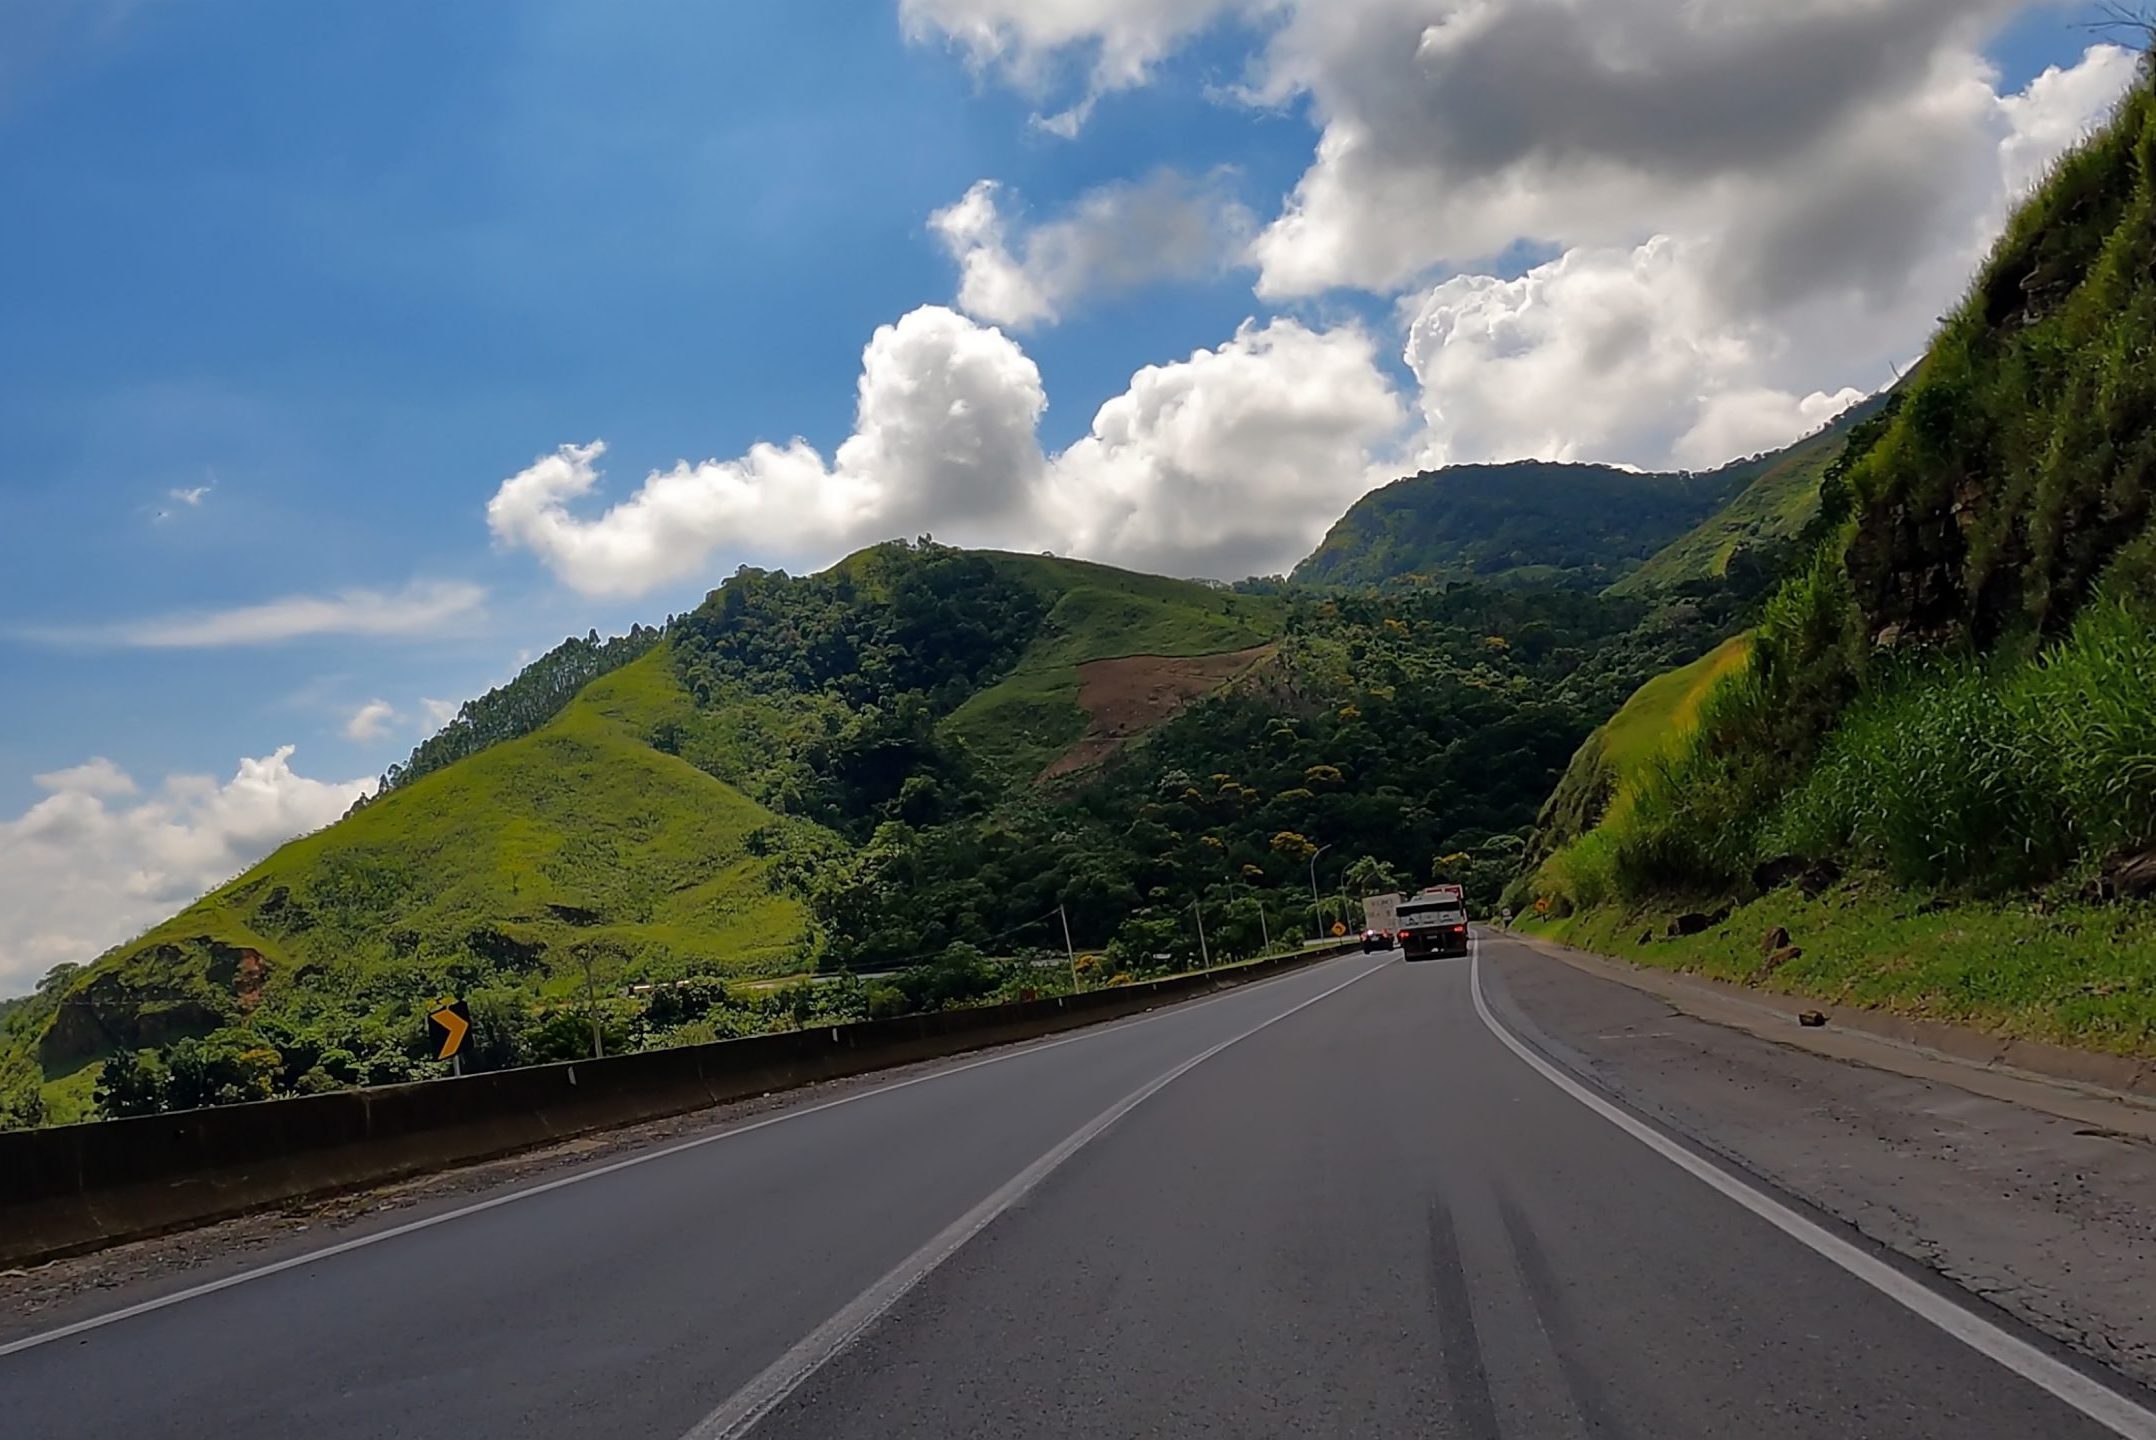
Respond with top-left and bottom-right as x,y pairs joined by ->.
6,939 -> 2152,1440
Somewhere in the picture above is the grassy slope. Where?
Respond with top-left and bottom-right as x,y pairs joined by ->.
942,554 -> 1287,779
1528,886 -> 2156,1058
1609,397 -> 1889,596
214,650 -> 811,973
1596,634 -> 1754,807
7,648 -> 816,1108
1528,634 -> 1753,864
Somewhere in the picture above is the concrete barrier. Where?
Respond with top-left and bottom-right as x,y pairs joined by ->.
0,943 -> 1359,1268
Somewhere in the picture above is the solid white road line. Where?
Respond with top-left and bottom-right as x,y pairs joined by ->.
680,957 -> 1395,1440
1469,939 -> 2156,1440
0,951 -> 1384,1362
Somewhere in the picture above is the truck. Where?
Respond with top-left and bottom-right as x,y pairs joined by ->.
1361,892 -> 1402,947
1396,884 -> 1470,960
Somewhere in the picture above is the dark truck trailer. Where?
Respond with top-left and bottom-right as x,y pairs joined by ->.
1396,885 -> 1470,960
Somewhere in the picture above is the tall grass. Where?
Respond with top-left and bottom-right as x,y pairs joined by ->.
1770,601 -> 2156,889
1587,550 -> 1865,897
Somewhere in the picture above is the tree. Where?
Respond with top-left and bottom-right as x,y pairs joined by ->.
1270,831 -> 1317,861
568,939 -> 632,1059
95,1049 -> 170,1118
1343,856 -> 1404,896
161,1030 -> 281,1110
462,987 -> 535,1072
0,1080 -> 46,1131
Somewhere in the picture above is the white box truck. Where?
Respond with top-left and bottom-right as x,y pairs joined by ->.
1361,892 -> 1402,947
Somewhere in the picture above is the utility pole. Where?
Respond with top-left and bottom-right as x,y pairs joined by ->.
1308,842 -> 1333,940
1227,869 -> 1271,954
583,956 -> 604,1060
1059,903 -> 1079,994
1192,898 -> 1210,969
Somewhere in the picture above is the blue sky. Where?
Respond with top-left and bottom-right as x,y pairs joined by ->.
0,1 -> 2137,991
0,2 -> 1316,801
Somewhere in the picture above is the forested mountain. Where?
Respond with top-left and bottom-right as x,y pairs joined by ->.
2,538 -> 1741,1126
1294,460 -> 1746,590
1520,68 -> 2156,1053
1294,396 -> 1887,596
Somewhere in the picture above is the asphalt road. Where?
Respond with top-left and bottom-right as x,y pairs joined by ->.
6,936 -> 2152,1439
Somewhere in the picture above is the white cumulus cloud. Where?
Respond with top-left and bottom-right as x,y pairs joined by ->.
1046,317 -> 1406,576
1401,236 -> 1868,472
0,749 -> 372,997
903,3 -> 2140,473
343,699 -> 398,742
490,304 -> 1409,590
1397,44 -> 2139,471
931,171 -> 1253,328
898,0 -> 1249,133
32,757 -> 138,799
486,306 -> 1047,597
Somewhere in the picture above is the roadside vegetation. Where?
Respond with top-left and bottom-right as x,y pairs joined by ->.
1520,66 -> 2156,1053
1534,885 -> 2156,1059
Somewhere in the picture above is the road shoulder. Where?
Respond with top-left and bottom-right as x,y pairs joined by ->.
1479,932 -> 2156,1391
1506,926 -> 2156,1125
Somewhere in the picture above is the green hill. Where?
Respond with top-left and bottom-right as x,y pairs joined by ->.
1,545 -> 1290,1121
1609,395 -> 1894,597
1519,66 -> 2156,1054
2,647 -> 821,1121
941,554 -> 1285,780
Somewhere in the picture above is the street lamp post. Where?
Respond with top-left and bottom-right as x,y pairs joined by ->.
1308,842 -> 1333,940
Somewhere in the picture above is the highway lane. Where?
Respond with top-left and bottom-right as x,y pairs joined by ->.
7,937 -> 2153,1439
1,951 -> 1394,1439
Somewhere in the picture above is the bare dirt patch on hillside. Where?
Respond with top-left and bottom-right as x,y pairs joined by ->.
1041,644 -> 1275,782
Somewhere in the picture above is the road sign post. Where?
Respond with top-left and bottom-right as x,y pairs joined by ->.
428,1000 -> 471,1070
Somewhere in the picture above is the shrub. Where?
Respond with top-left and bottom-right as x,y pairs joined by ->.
0,1080 -> 46,1131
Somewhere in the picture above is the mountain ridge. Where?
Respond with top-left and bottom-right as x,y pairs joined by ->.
1293,398 -> 1886,594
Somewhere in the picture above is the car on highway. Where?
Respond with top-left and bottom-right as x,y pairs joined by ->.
1395,885 -> 1470,960
1360,928 -> 1390,953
